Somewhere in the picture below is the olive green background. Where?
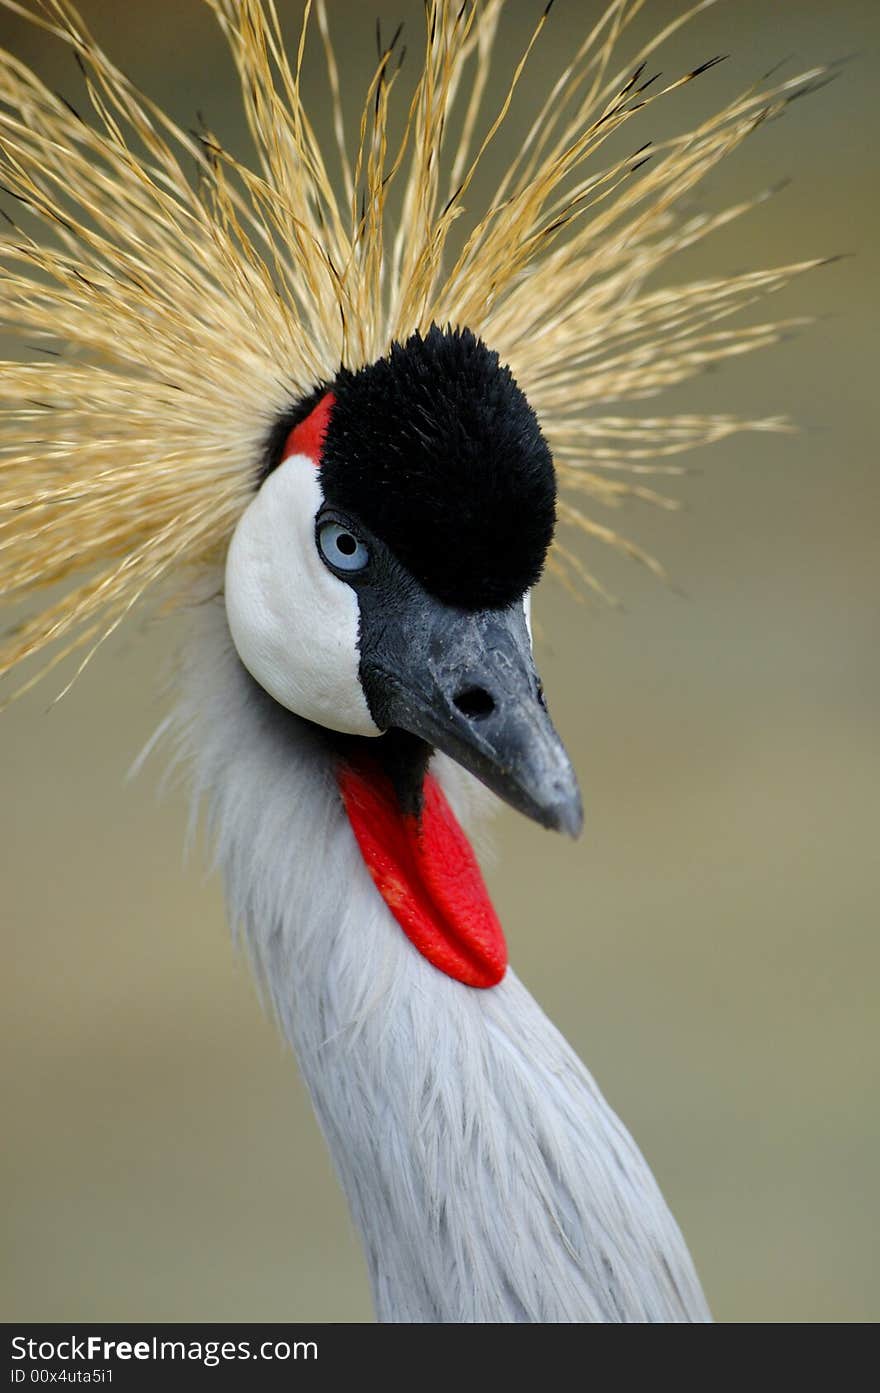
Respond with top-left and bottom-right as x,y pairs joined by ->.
2,0 -> 877,1322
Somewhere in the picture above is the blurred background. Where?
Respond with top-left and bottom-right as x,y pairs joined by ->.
1,0 -> 877,1323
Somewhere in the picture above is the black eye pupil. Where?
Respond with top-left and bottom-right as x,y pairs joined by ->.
336,533 -> 357,556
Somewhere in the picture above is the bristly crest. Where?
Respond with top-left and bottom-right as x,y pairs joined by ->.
0,0 -> 826,700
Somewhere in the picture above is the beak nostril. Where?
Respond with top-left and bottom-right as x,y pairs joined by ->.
454,686 -> 495,720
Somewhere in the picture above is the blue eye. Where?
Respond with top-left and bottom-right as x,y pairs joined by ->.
318,519 -> 370,574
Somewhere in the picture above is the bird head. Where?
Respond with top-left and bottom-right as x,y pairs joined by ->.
225,325 -> 582,839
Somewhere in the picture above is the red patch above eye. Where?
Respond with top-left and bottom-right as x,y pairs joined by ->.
281,391 -> 336,466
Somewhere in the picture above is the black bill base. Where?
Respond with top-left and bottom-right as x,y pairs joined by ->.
358,585 -> 583,838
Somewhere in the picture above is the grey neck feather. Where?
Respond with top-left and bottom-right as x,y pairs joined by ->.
172,597 -> 711,1323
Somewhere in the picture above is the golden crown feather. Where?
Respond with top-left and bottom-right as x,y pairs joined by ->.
0,0 -> 826,702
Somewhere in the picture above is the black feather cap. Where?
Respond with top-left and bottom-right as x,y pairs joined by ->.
268,325 -> 557,611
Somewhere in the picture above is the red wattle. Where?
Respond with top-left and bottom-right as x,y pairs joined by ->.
282,391 -> 335,465
337,759 -> 507,989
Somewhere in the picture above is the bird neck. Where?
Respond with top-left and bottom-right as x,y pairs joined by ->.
173,595 -> 711,1323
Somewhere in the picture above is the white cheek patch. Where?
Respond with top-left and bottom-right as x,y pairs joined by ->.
225,455 -> 381,737
523,590 -> 533,648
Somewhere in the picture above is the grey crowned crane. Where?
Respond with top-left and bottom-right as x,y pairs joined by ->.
0,0 -> 823,1322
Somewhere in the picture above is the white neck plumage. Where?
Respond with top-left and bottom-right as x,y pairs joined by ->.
173,597 -> 711,1322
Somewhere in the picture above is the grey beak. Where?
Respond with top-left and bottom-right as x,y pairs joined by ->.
358,594 -> 583,837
